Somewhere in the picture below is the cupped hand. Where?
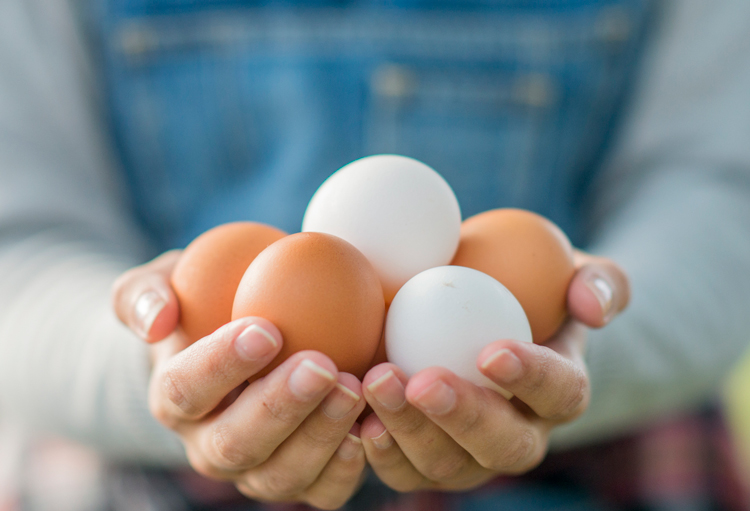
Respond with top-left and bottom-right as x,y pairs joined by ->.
359,251 -> 629,492
112,252 -> 368,510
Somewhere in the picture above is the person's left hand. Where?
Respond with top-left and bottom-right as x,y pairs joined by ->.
359,251 -> 629,491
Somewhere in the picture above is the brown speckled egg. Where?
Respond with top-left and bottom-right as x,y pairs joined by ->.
232,232 -> 385,381
171,222 -> 287,343
451,209 -> 575,344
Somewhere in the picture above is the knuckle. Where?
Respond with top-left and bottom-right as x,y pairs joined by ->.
371,457 -> 424,492
211,423 -> 260,470
148,376 -> 179,429
547,368 -> 590,421
147,390 -> 169,427
260,387 -> 301,427
235,481 -> 264,501
523,353 -> 553,395
454,402 -> 484,438
510,435 -> 548,473
484,430 -> 537,473
306,495 -> 349,511
391,415 -> 429,438
259,467 -> 308,499
423,453 -> 468,483
195,333 -> 235,384
304,472 -> 360,509
161,369 -> 199,419
387,475 -> 424,494
298,422 -> 345,450
525,441 -> 548,472
185,447 -> 234,481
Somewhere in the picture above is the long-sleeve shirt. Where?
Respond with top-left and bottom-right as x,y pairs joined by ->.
0,0 -> 749,470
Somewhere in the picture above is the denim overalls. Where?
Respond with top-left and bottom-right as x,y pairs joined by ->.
93,0 -> 650,253
92,0 -> 651,509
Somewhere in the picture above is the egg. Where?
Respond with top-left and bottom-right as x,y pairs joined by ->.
385,265 -> 531,398
302,154 -> 462,303
171,222 -> 287,343
232,232 -> 385,381
451,209 -> 575,343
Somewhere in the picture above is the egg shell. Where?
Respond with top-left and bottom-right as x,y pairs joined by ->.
385,265 -> 532,398
171,222 -> 287,343
451,209 -> 575,344
232,232 -> 385,381
302,154 -> 462,303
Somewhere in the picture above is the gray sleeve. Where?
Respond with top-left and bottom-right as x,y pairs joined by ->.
552,0 -> 750,447
0,0 -> 185,464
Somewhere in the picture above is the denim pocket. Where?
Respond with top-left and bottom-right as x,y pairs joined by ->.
365,63 -> 562,219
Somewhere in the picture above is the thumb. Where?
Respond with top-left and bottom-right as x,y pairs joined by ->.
567,250 -> 630,328
111,249 -> 182,342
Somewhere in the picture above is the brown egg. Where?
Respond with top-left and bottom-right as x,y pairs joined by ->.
451,209 -> 575,344
232,232 -> 385,381
171,222 -> 287,343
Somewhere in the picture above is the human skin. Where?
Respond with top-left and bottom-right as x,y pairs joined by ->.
359,250 -> 629,491
112,250 -> 629,508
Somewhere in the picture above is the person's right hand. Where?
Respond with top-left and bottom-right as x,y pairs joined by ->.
112,251 -> 368,510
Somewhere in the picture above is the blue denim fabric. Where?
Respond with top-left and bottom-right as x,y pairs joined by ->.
93,0 -> 650,252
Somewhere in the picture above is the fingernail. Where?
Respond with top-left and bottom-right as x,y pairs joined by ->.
336,434 -> 362,460
586,274 -> 613,320
366,370 -> 406,410
288,359 -> 336,400
413,380 -> 456,416
481,349 -> 523,383
323,383 -> 361,419
133,290 -> 165,338
235,324 -> 277,361
371,428 -> 394,450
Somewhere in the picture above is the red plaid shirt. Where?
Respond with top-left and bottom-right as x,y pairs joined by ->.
4,406 -> 747,511
136,406 -> 750,511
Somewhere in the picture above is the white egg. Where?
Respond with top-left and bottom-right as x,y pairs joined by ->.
385,265 -> 532,398
302,154 -> 461,302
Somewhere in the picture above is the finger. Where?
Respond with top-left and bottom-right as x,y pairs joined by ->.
187,351 -> 338,478
242,373 -> 365,499
362,364 -> 481,487
569,250 -> 630,328
302,423 -> 367,511
111,250 -> 182,342
477,325 -> 590,422
148,317 -> 282,427
236,424 -> 367,509
543,320 -> 588,360
404,367 -> 548,475
360,413 -> 427,492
